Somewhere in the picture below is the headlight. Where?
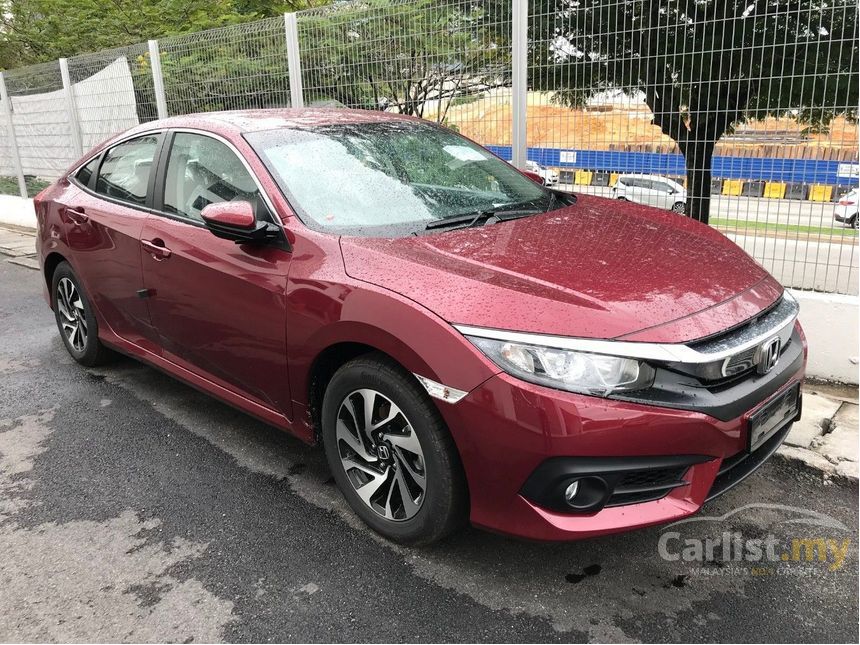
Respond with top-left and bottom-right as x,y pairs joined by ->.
466,336 -> 655,397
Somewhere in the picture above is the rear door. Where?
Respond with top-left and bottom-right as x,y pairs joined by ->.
139,130 -> 293,416
62,133 -> 163,351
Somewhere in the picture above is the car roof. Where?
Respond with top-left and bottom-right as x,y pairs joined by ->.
121,108 -> 425,139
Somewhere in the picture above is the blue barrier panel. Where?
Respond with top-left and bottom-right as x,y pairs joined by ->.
485,145 -> 859,186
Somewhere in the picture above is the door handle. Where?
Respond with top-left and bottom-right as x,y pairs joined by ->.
65,208 -> 88,225
142,238 -> 172,260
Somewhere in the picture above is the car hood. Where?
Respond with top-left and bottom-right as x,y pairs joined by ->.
340,194 -> 783,343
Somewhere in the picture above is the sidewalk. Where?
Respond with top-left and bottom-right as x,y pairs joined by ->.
0,224 -> 38,270
779,382 -> 859,482
1,223 -> 857,481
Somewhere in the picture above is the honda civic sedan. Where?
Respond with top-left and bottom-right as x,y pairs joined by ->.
35,109 -> 806,544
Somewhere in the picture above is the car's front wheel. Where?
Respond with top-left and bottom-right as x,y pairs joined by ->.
321,354 -> 468,544
52,261 -> 114,366
672,202 -> 686,214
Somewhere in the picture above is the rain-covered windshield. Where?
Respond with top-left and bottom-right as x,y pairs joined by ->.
245,121 -> 556,237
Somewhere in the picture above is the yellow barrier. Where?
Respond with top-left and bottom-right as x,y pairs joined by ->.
609,173 -> 619,187
575,170 -> 593,186
764,182 -> 786,199
722,180 -> 744,196
809,184 -> 833,202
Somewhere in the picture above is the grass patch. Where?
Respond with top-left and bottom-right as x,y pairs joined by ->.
711,217 -> 858,237
0,175 -> 50,197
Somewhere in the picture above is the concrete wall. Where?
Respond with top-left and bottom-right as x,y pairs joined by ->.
1,195 -> 857,384
790,289 -> 859,384
0,195 -> 37,228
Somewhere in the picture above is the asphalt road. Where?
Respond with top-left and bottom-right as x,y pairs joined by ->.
0,259 -> 857,643
573,185 -> 857,230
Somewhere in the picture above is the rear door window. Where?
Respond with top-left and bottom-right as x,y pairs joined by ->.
95,134 -> 160,206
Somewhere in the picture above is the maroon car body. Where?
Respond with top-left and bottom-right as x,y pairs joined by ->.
35,109 -> 806,542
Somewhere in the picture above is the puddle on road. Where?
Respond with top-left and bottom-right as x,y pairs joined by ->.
95,362 -> 749,638
0,409 -> 235,642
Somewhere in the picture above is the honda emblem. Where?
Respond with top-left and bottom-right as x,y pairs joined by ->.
757,337 -> 782,375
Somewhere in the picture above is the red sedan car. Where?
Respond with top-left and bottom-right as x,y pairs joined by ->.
35,109 -> 805,544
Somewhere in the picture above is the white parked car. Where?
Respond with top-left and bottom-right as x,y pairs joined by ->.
526,160 -> 559,186
834,188 -> 858,229
612,174 -> 687,214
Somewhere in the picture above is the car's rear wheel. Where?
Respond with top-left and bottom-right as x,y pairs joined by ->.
321,354 -> 467,544
672,202 -> 686,214
852,215 -> 858,230
52,262 -> 114,366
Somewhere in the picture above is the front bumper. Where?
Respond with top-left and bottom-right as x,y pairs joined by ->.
439,331 -> 806,541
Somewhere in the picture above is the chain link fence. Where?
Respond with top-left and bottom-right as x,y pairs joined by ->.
0,0 -> 857,293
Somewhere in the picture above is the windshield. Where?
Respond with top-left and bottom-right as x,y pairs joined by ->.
245,121 -> 556,237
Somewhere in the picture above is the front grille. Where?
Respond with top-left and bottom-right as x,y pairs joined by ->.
662,294 -> 800,384
690,295 -> 795,355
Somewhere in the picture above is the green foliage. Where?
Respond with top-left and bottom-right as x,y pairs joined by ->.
298,0 -> 510,119
157,22 -> 292,114
0,0 -> 319,68
0,175 -> 49,196
529,0 -> 859,222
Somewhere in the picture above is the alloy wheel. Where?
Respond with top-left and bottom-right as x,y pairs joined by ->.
336,388 -> 426,521
56,277 -> 87,352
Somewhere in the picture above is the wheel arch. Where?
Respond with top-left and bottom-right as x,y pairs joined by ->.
302,322 -> 447,436
43,251 -> 69,300
306,341 -> 383,439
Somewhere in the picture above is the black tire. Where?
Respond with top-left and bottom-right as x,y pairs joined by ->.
52,261 -> 115,367
852,215 -> 858,230
321,353 -> 468,545
672,202 -> 686,214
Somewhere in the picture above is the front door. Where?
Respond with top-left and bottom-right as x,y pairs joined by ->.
140,131 -> 293,416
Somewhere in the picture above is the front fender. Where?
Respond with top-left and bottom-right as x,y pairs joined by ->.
286,275 -> 499,413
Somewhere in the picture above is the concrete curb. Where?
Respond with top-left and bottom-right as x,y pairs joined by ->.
778,386 -> 858,483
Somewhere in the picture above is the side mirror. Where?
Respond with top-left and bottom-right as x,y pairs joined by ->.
201,201 -> 279,244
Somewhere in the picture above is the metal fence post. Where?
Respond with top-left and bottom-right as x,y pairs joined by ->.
0,72 -> 28,199
511,0 -> 528,169
59,58 -> 84,158
148,40 -> 169,119
284,13 -> 305,109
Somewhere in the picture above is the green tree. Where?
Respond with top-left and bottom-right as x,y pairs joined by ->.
299,0 -> 511,121
0,0 -> 325,68
530,0 -> 859,223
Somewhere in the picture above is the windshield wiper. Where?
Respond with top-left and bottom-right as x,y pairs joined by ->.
424,208 -> 543,231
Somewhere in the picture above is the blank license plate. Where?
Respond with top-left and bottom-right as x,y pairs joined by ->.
748,384 -> 801,452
